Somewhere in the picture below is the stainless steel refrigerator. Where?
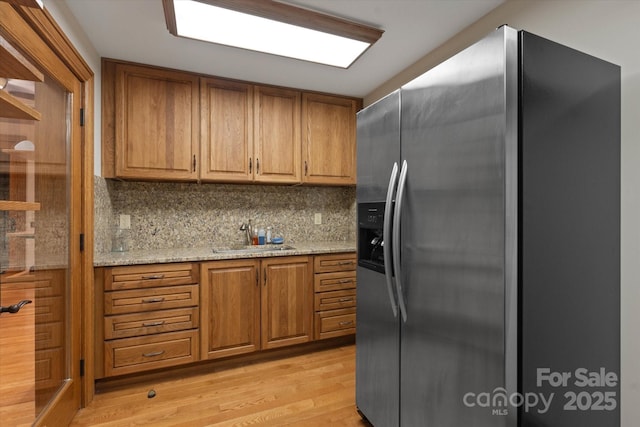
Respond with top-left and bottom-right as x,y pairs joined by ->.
355,26 -> 620,427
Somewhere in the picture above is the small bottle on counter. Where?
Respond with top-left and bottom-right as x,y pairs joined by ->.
266,226 -> 272,244
252,227 -> 259,245
258,228 -> 266,245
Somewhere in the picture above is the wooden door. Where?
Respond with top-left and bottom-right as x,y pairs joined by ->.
261,256 -> 312,349
254,86 -> 301,184
201,260 -> 261,359
0,3 -> 87,425
200,78 -> 253,182
302,93 -> 357,185
115,64 -> 199,180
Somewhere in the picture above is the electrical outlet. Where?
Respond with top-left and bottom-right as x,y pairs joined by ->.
119,214 -> 131,230
314,213 -> 322,225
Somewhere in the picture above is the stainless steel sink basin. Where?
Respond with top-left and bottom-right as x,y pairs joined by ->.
212,244 -> 296,254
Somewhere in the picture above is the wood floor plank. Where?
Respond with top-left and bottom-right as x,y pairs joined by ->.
71,344 -> 370,426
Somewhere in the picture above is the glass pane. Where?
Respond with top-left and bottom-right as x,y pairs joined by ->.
0,72 -> 70,424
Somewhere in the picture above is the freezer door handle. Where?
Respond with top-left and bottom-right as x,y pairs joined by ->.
393,159 -> 408,322
383,162 -> 399,317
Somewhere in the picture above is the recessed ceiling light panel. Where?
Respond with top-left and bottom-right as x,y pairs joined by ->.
163,0 -> 383,68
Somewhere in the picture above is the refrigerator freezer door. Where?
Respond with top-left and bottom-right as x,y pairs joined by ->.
356,90 -> 401,203
356,90 -> 401,426
398,27 -> 516,426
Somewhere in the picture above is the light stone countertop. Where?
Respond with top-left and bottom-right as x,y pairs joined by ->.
93,241 -> 356,267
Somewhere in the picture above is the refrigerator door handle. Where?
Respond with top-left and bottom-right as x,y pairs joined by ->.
393,159 -> 408,322
383,162 -> 399,317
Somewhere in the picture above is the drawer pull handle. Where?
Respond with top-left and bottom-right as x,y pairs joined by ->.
339,320 -> 354,326
142,321 -> 166,327
141,274 -> 165,280
142,350 -> 165,358
142,297 -> 165,303
339,280 -> 353,284
338,261 -> 355,266
339,298 -> 354,302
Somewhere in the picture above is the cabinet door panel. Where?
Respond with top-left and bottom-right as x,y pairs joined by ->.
261,256 -> 312,349
254,86 -> 301,183
115,64 -> 199,180
302,93 -> 357,185
201,260 -> 260,359
200,78 -> 253,182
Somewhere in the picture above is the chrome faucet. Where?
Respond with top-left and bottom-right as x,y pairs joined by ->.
240,220 -> 253,245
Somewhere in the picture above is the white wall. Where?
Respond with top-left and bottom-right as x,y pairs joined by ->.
366,1 -> 640,425
44,0 -> 102,176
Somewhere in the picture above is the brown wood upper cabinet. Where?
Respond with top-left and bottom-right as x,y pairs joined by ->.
200,78 -> 253,182
302,93 -> 358,185
103,60 -> 358,184
200,79 -> 300,183
112,63 -> 200,180
253,86 -> 301,183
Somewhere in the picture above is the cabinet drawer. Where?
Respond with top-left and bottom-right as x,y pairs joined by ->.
36,347 -> 64,389
104,284 -> 198,315
315,308 -> 355,340
105,307 -> 199,340
313,253 -> 356,274
104,330 -> 198,377
105,263 -> 198,290
314,270 -> 356,292
35,321 -> 63,350
314,289 -> 356,311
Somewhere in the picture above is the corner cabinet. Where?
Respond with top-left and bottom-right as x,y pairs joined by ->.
105,61 -> 200,180
302,93 -> 358,185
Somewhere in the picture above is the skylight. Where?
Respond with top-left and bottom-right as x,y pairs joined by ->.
163,0 -> 383,68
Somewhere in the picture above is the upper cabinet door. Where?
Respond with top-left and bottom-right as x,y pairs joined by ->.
254,86 -> 301,184
114,64 -> 199,180
200,78 -> 253,182
302,93 -> 358,185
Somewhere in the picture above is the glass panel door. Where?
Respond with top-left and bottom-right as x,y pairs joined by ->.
0,54 -> 74,427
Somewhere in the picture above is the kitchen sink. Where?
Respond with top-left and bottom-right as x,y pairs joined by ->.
212,244 -> 296,254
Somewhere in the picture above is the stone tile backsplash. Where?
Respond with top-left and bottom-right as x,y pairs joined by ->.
94,176 -> 356,254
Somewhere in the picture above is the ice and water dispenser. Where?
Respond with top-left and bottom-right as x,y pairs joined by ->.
357,202 -> 386,273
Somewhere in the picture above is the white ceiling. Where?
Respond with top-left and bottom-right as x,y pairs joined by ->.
63,0 -> 505,98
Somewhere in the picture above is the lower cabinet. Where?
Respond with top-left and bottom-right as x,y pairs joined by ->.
313,253 -> 357,340
96,253 -> 352,378
200,259 -> 261,359
261,256 -> 313,349
96,262 -> 200,378
200,255 -> 313,360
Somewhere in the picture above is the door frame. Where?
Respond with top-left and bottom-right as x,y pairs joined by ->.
0,0 -> 94,423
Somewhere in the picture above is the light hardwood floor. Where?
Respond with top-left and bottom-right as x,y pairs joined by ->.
71,343 -> 370,426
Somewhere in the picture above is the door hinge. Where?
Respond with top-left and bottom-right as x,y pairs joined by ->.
80,359 -> 85,377
79,233 -> 85,252
80,108 -> 85,127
